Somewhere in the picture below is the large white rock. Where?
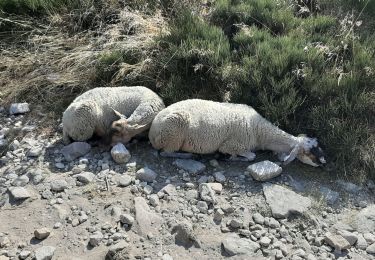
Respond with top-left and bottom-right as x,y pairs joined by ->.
222,233 -> 260,256
262,183 -> 311,218
111,143 -> 131,164
34,246 -> 56,260
173,159 -> 206,174
9,103 -> 30,115
324,232 -> 351,251
61,142 -> 91,162
247,160 -> 282,181
135,167 -> 157,182
134,197 -> 163,236
8,187 -> 31,200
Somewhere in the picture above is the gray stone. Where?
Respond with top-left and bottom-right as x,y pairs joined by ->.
214,171 -> 226,183
75,172 -> 95,184
34,228 -> 51,240
111,143 -> 131,164
247,160 -> 282,181
207,183 -> 223,194
27,147 -> 43,157
61,142 -> 91,162
161,184 -> 177,196
162,254 -> 173,260
337,230 -> 357,246
8,187 -> 31,200
34,246 -> 56,260
197,201 -> 208,213
0,139 -> 8,149
50,179 -> 68,192
173,159 -> 206,174
89,231 -> 103,247
149,194 -> 160,207
356,234 -> 368,250
134,197 -> 163,236
364,233 -> 375,244
350,205 -> 375,233
9,103 -> 30,115
55,163 -> 65,169
324,232 -> 351,251
116,175 -> 132,187
262,183 -> 311,218
252,213 -> 265,225
259,237 -> 271,247
107,240 -> 128,255
319,187 -> 339,205
222,233 -> 260,256
366,243 -> 375,254
214,209 -> 224,222
19,250 -> 31,259
11,175 -> 29,187
199,183 -> 217,204
230,219 -> 243,229
269,218 -> 280,228
0,236 -> 10,247
135,167 -> 157,182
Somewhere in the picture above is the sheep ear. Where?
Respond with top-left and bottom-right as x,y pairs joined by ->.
282,145 -> 300,165
112,108 -> 127,119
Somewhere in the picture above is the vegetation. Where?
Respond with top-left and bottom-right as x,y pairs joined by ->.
0,0 -> 374,180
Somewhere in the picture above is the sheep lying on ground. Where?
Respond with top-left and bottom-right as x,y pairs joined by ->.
148,99 -> 326,167
62,86 -> 165,145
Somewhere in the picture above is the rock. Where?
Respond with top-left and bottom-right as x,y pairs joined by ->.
199,183 -> 217,204
34,228 -> 51,240
120,214 -> 134,225
61,142 -> 91,162
89,231 -> 103,247
11,175 -> 29,187
8,187 -> 31,200
134,197 -> 163,236
19,250 -> 31,259
34,246 -> 56,260
319,187 -> 339,205
0,139 -> 7,149
222,233 -> 260,256
116,175 -> 132,187
50,179 -> 68,192
135,167 -> 157,182
356,234 -> 368,250
27,147 -> 43,157
171,221 -> 201,248
214,171 -> 226,183
207,183 -> 223,194
75,172 -> 95,184
111,143 -> 131,164
9,103 -> 30,115
55,163 -> 65,169
324,232 -> 351,251
364,233 -> 375,244
230,219 -> 243,229
262,183 -> 311,218
143,185 -> 153,195
107,240 -> 128,255
161,184 -> 177,196
268,218 -> 280,228
350,205 -> 375,233
197,201 -> 208,213
366,243 -> 375,254
337,230 -> 357,246
259,237 -> 271,247
247,160 -> 282,181
71,218 -> 80,227
214,209 -> 224,222
0,236 -> 10,247
252,213 -> 265,225
0,256 -> 9,260
162,254 -> 173,260
149,194 -> 160,207
173,159 -> 206,174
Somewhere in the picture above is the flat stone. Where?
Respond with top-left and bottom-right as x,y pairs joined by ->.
34,246 -> 56,260
19,250 -> 31,259
50,179 -> 68,192
134,197 -> 163,236
356,234 -> 368,250
120,214 -> 134,225
207,183 -> 223,194
247,160 -> 282,181
135,167 -> 157,182
259,237 -> 271,247
34,228 -> 51,240
173,159 -> 206,174
161,184 -> 177,196
8,187 -> 31,200
214,171 -> 226,182
75,172 -> 95,184
350,205 -> 375,233
89,231 -> 103,247
111,143 -> 131,164
9,103 -> 30,115
252,213 -> 265,225
11,175 -> 29,187
222,233 -> 260,256
107,240 -> 128,255
324,232 -> 351,251
61,142 -> 91,162
262,183 -> 311,218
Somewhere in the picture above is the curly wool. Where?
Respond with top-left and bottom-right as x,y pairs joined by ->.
149,99 -> 300,156
62,86 -> 165,144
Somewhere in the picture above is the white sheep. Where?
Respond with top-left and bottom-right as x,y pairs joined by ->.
148,99 -> 326,167
62,86 -> 165,145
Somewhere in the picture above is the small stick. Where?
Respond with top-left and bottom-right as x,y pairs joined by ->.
105,176 -> 110,192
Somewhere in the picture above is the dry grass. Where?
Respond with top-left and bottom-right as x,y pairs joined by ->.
0,8 -> 165,114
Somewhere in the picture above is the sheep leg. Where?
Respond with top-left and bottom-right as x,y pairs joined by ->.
239,151 -> 256,161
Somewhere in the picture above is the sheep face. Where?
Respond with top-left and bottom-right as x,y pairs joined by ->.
297,136 -> 326,167
110,119 -> 132,145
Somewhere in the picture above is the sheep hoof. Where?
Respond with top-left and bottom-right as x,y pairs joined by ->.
229,152 -> 256,162
240,151 -> 256,161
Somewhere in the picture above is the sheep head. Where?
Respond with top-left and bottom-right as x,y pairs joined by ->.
110,108 -> 148,145
283,134 -> 326,167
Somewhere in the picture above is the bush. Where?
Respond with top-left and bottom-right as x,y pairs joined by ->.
153,0 -> 375,179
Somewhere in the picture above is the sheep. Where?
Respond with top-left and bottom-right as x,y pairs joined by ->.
148,99 -> 326,167
62,86 -> 165,145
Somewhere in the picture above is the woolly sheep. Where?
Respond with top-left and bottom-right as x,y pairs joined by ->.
148,99 -> 326,167
62,86 -> 165,145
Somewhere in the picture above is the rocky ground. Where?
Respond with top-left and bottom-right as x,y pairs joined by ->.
0,104 -> 375,260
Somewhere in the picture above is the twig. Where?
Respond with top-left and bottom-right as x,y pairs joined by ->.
105,175 -> 110,192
